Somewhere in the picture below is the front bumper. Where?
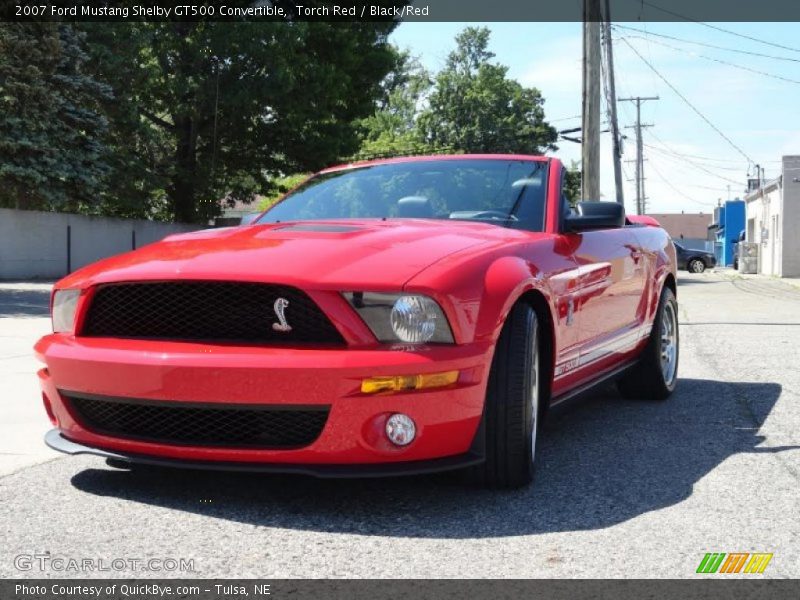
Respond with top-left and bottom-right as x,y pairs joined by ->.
44,429 -> 484,477
35,334 -> 491,468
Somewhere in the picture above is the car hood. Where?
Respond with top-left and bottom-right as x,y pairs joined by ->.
58,219 -> 528,290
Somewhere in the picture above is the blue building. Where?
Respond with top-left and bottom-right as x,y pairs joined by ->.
708,200 -> 745,267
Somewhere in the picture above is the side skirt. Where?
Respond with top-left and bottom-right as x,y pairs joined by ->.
548,359 -> 639,413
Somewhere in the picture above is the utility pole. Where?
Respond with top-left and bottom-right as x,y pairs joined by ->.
620,95 -> 658,215
582,0 -> 602,201
601,0 -> 624,205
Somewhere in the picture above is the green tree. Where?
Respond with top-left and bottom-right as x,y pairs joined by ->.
565,161 -> 581,207
417,27 -> 557,155
79,20 -> 400,223
258,173 -> 311,211
0,23 -> 110,211
354,47 -> 433,159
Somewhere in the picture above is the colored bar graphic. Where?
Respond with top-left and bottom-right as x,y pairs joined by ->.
720,553 -> 749,573
744,553 -> 773,574
697,553 -> 726,574
697,552 -> 773,574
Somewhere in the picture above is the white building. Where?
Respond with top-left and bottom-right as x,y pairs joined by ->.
743,155 -> 800,277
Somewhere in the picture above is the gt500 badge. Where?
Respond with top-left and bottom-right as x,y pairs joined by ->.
272,298 -> 292,332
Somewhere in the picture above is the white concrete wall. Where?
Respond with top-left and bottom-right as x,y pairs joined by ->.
743,156 -> 800,278
0,209 -> 198,280
781,156 -> 800,277
745,181 -> 780,276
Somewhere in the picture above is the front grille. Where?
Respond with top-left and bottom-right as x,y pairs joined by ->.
65,393 -> 329,449
81,281 -> 344,345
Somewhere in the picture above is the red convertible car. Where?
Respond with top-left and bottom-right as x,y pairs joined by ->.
36,154 -> 678,488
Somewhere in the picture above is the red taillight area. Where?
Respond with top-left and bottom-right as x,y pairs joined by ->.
42,391 -> 58,426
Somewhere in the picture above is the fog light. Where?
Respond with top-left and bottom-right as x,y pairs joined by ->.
385,413 -> 416,446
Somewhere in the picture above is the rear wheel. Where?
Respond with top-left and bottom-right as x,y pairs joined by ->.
470,303 -> 542,488
688,259 -> 705,273
617,287 -> 679,400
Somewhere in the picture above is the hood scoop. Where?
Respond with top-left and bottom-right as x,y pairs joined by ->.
273,223 -> 362,233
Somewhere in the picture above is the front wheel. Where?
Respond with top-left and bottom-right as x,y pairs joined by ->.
617,287 -> 679,400
688,259 -> 705,273
470,303 -> 543,488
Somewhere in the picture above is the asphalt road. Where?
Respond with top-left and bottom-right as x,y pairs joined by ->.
1,272 -> 799,578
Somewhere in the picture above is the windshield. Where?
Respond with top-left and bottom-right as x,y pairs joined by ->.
256,159 -> 548,231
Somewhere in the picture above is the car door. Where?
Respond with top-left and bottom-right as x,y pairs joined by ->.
565,212 -> 648,376
543,167 -> 648,394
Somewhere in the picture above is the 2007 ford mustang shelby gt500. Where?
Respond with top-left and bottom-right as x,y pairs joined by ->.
36,154 -> 678,488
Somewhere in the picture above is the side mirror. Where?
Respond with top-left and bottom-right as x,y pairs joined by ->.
564,201 -> 626,232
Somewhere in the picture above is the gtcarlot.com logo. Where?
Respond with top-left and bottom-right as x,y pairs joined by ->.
696,552 -> 773,574
14,553 -> 196,573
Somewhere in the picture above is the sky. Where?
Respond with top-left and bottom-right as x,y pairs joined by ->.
390,21 -> 800,215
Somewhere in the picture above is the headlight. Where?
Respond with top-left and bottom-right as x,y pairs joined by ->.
343,292 -> 454,344
52,289 -> 81,333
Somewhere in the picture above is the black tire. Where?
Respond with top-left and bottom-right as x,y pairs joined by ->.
688,258 -> 705,273
470,303 -> 543,488
617,287 -> 679,401
105,458 -> 135,470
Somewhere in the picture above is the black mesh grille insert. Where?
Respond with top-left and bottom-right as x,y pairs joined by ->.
81,281 -> 344,345
65,393 -> 329,448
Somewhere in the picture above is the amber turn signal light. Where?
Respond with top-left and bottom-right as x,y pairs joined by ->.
361,370 -> 459,394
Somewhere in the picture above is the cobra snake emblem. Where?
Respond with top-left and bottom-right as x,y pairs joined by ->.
272,298 -> 292,332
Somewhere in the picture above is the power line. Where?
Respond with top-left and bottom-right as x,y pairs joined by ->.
644,139 -> 746,186
691,183 -> 737,192
642,143 -> 745,166
618,37 -> 756,166
642,131 -> 781,166
620,96 -> 658,215
642,143 -> 745,171
647,159 -> 719,207
612,24 -> 800,63
644,128 -> 771,171
647,145 -> 745,185
636,0 -> 800,54
620,161 -> 638,215
620,35 -> 800,86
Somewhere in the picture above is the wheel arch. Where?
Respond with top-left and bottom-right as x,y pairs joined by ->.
472,255 -> 558,412
515,289 -> 555,416
663,271 -> 677,299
